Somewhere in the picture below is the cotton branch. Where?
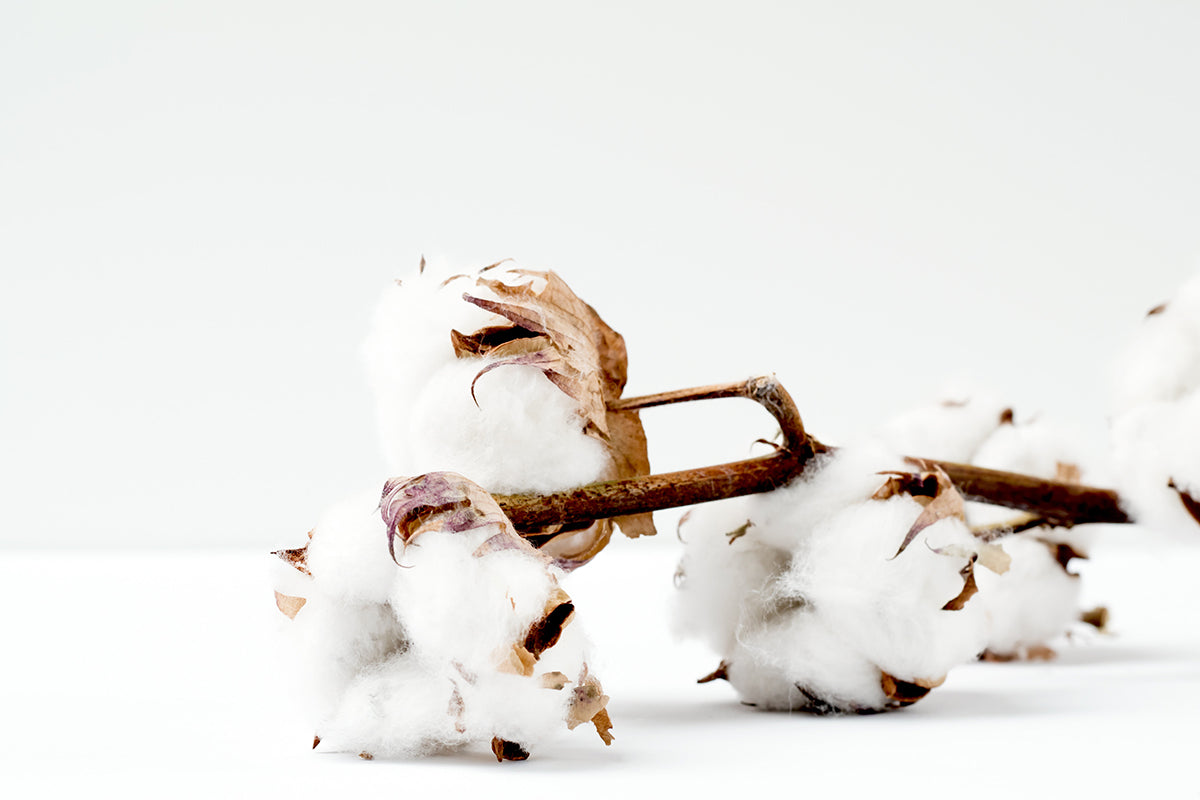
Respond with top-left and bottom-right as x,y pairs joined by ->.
494,376 -> 1133,537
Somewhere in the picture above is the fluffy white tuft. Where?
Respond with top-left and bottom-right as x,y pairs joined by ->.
1109,271 -> 1200,538
674,446 -> 990,712
275,487 -> 604,759
362,261 -> 611,494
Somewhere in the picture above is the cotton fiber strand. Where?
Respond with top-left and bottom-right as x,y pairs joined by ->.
272,472 -> 613,759
674,445 -> 994,712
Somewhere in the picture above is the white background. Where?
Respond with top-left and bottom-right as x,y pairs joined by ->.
3,0 -> 1198,550
2,2 -> 1199,796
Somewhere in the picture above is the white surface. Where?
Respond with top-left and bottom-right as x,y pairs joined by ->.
3,1 -> 1200,549
2,537 -> 1197,798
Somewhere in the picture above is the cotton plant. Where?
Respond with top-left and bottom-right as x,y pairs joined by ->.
272,259 -> 1200,757
273,472 -> 613,761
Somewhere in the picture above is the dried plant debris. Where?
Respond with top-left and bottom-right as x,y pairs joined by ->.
673,445 -> 996,713
1109,269 -> 1200,535
363,259 -> 653,568
271,472 -> 612,760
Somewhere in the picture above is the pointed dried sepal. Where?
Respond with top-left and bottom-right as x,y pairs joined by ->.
875,465 -> 966,559
880,672 -> 945,708
490,737 -> 530,762
1169,479 -> 1200,527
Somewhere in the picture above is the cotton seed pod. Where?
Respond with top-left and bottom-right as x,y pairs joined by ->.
363,259 -> 654,568
674,446 -> 999,713
272,471 -> 613,759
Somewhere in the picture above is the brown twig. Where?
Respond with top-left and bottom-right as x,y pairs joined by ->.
494,376 -> 1132,536
494,376 -> 824,532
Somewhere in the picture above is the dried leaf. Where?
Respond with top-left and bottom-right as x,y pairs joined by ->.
592,708 -> 614,746
491,737 -> 530,762
1147,302 -> 1167,316
880,671 -> 945,707
523,588 -> 575,658
941,557 -> 980,611
1169,479 -> 1200,527
1054,461 -> 1082,484
1041,540 -> 1087,574
1080,606 -> 1110,631
540,672 -> 570,690
697,661 -> 730,684
566,665 -> 611,744
312,735 -> 320,750
495,643 -> 538,677
274,591 -> 307,620
272,529 -> 313,576
876,467 -> 966,559
380,472 -> 511,562
725,520 -> 753,545
358,752 -> 374,761
999,407 -> 1015,425
933,540 -> 1011,575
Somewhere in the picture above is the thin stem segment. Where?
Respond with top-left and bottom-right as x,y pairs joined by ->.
494,376 -> 1132,536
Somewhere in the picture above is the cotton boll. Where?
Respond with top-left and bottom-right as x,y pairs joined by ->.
362,262 -> 617,493
1111,394 -> 1200,536
362,261 -> 654,563
973,415 -> 1104,486
1111,271 -> 1200,414
674,448 -> 991,713
274,473 -> 613,759
972,533 -> 1083,658
877,388 -> 1010,463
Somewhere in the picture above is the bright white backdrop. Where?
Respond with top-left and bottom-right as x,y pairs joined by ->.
2,0 -> 1198,550
2,4 -> 1199,796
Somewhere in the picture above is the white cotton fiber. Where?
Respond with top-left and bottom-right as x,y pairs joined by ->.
876,388 -> 1010,463
1109,271 -> 1200,538
674,446 -> 991,713
1111,271 -> 1200,414
274,475 -> 610,759
362,261 -> 611,495
972,533 -> 1082,658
